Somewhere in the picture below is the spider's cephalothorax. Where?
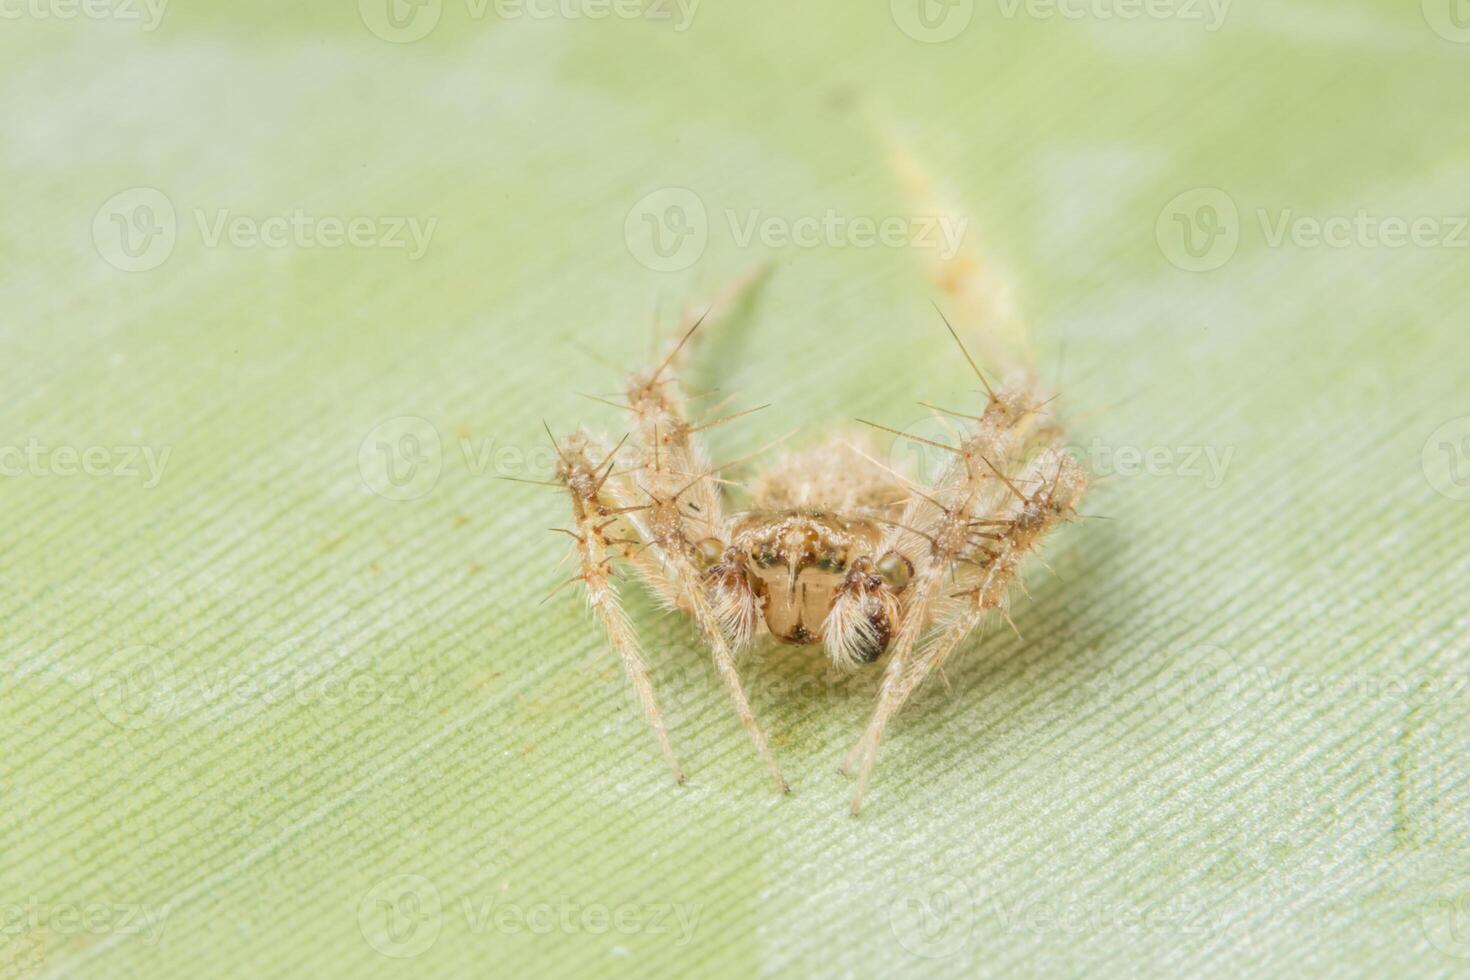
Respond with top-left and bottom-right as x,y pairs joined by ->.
529,169 -> 1088,813
728,506 -> 908,655
730,510 -> 889,646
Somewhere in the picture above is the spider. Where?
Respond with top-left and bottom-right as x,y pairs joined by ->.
528,169 -> 1087,814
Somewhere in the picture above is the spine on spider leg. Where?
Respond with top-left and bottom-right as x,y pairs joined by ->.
561,455 -> 685,785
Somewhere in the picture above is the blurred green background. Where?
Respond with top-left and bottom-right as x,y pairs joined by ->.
2,0 -> 1468,977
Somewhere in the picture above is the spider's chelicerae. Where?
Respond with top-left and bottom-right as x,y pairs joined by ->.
538,177 -> 1087,814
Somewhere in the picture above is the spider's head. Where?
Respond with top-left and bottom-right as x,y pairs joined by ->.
727,510 -> 887,648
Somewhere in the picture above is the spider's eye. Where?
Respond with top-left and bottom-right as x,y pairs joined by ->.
815,553 -> 845,573
876,552 -> 912,591
696,538 -> 725,568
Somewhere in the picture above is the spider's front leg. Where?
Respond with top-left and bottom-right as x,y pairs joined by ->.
843,372 -> 1085,814
627,329 -> 788,793
588,289 -> 787,794
550,431 -> 685,784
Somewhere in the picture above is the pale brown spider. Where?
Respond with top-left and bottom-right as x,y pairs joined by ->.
528,161 -> 1087,814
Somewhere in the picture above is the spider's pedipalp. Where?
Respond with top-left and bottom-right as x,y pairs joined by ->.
822,558 -> 901,671
706,548 -> 762,652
